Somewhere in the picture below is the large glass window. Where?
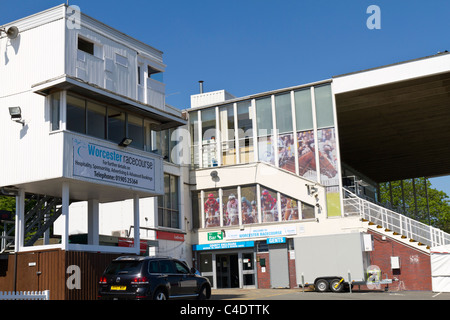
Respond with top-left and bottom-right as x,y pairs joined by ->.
158,174 -> 179,229
204,190 -> 220,228
128,114 -> 144,150
87,101 -> 106,139
297,130 -> 317,181
280,193 -> 299,221
255,97 -> 273,136
190,112 -> 200,168
219,104 -> 235,165
278,133 -> 295,173
107,107 -> 126,145
294,88 -> 313,131
275,93 -> 293,134
260,187 -> 278,222
67,95 -> 86,133
223,187 -> 239,226
237,100 -> 254,164
50,93 -> 60,131
201,108 -> 217,167
241,185 -> 258,224
315,85 -> 334,128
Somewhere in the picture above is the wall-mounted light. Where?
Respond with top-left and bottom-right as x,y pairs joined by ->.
0,26 -> 19,40
118,137 -> 133,147
9,107 -> 25,126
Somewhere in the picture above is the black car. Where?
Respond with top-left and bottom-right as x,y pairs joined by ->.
98,256 -> 211,300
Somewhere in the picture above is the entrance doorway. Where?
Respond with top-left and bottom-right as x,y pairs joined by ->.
198,251 -> 256,289
216,254 -> 239,288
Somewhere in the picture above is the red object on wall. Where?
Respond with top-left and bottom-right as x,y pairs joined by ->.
156,230 -> 185,242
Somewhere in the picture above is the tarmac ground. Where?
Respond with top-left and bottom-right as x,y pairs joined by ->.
210,288 -> 450,300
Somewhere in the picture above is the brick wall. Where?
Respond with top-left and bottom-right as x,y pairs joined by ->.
367,230 -> 432,291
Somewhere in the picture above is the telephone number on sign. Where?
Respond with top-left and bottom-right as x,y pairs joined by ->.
116,176 -> 139,185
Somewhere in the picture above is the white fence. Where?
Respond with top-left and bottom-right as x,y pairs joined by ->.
0,290 -> 50,300
343,189 -> 450,248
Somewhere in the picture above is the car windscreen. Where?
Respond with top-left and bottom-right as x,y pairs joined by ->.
104,260 -> 142,276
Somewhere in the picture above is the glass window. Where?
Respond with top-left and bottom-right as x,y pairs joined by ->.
278,133 -> 295,173
275,93 -> 293,134
301,202 -> 315,219
219,104 -> 235,165
223,187 -> 239,226
158,174 -> 180,229
148,261 -> 160,273
87,101 -> 106,139
237,100 -> 254,164
294,88 -> 313,131
67,95 -> 86,133
50,93 -> 60,131
315,85 -> 334,128
190,112 -> 200,168
241,185 -> 258,224
255,97 -> 273,136
201,108 -> 217,167
280,194 -> 299,221
107,107 -> 126,144
204,190 -> 220,228
297,130 -> 317,181
128,114 -> 144,150
159,260 -> 175,274
258,135 -> 275,165
260,187 -> 278,222
78,37 -> 94,55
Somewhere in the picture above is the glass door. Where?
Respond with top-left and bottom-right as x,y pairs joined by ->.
241,252 -> 256,288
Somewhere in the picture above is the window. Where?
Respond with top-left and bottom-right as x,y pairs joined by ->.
148,65 -> 163,82
67,95 -> 86,133
174,261 -> 190,274
315,84 -> 334,128
78,37 -> 94,55
219,104 -> 235,165
50,93 -> 60,131
201,108 -> 217,167
275,93 -> 293,134
158,174 -> 180,229
237,100 -> 254,164
128,115 -> 144,150
255,97 -> 273,136
294,88 -> 313,131
87,101 -> 106,139
148,261 -> 160,273
107,107 -> 126,144
159,260 -> 175,274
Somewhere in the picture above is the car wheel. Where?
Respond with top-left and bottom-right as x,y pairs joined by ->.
153,289 -> 167,300
197,284 -> 210,300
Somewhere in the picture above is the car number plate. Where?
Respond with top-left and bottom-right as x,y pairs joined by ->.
111,286 -> 127,291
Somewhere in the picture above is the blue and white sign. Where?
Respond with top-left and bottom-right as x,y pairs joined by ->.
73,138 -> 156,191
192,241 -> 254,251
267,237 -> 286,244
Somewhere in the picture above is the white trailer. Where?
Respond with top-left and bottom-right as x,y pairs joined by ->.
294,232 -> 392,292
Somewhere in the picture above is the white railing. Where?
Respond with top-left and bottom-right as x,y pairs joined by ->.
0,290 -> 50,300
343,189 -> 450,248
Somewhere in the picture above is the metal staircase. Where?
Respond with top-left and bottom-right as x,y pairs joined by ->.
343,188 -> 450,250
0,194 -> 63,254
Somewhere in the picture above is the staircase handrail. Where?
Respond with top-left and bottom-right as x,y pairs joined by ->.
342,188 -> 450,248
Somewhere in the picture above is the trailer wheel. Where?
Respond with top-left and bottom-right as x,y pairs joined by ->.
314,279 -> 329,292
329,278 -> 344,293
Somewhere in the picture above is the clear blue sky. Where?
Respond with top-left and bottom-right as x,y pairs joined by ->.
2,0 -> 449,196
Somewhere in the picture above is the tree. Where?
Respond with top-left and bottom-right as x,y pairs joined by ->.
379,178 -> 450,233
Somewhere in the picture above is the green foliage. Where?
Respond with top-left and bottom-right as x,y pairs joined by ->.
379,178 -> 450,233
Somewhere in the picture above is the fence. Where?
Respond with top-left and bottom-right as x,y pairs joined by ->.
0,290 -> 50,300
343,188 -> 450,248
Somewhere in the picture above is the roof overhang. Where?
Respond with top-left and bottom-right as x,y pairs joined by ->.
31,74 -> 186,130
333,53 -> 450,182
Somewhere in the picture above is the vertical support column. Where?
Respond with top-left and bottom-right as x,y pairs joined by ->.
133,194 -> 140,254
87,199 -> 99,246
14,189 -> 25,252
61,182 -> 70,251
